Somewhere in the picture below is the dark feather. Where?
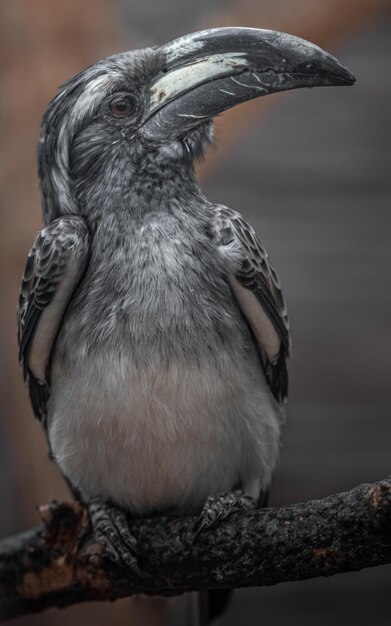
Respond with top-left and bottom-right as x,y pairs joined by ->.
17,215 -> 89,424
212,205 -> 291,403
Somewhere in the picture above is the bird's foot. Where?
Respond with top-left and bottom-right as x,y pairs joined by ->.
88,499 -> 147,576
193,490 -> 256,540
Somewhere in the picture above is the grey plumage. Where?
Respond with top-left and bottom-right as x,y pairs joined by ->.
29,182 -> 285,513
17,27 -> 354,622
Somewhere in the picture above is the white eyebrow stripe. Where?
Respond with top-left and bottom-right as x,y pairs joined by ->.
51,73 -> 113,214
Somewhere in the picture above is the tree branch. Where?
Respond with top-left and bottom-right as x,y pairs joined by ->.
1,478 -> 390,620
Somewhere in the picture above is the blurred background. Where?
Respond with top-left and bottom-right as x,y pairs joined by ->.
0,0 -> 390,624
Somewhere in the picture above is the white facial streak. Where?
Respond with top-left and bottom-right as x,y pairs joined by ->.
49,74 -> 114,215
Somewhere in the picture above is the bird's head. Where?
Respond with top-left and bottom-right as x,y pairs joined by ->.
38,27 -> 355,222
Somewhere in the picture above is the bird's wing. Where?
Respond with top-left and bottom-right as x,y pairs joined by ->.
17,216 -> 90,425
211,205 -> 290,403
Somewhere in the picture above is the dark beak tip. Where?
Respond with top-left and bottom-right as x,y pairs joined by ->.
320,65 -> 356,87
327,57 -> 356,86
339,68 -> 356,86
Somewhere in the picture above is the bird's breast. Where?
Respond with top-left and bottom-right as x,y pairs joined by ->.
63,215 -> 246,361
48,350 -> 279,513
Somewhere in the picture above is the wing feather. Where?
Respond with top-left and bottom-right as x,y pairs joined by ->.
212,205 -> 290,403
17,215 -> 90,424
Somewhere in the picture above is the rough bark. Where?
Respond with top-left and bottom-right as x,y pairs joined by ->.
0,478 -> 390,620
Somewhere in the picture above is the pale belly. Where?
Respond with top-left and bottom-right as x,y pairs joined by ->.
48,352 -> 282,514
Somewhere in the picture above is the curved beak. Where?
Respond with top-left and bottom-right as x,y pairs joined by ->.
141,27 -> 355,141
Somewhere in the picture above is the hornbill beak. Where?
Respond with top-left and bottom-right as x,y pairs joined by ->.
141,27 -> 355,141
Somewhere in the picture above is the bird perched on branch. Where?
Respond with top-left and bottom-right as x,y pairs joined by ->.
17,27 -> 354,624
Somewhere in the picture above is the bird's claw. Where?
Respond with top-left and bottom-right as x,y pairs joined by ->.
193,490 -> 256,541
88,499 -> 148,577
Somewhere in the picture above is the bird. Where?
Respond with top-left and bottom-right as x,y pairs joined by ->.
17,27 -> 355,624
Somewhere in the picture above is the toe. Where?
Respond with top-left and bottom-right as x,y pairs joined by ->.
194,490 -> 256,539
88,499 -> 148,576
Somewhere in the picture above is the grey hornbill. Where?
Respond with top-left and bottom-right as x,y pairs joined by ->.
18,28 -> 355,623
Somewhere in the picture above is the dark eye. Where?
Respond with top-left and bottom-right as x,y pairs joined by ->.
109,95 -> 134,118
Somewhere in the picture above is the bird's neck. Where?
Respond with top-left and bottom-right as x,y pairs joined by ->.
75,150 -> 204,226
129,152 -> 202,208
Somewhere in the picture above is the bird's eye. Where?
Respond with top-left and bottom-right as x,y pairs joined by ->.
109,96 -> 134,118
